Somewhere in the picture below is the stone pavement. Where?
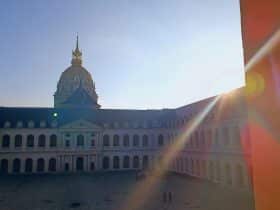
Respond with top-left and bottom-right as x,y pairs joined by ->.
0,172 -> 255,210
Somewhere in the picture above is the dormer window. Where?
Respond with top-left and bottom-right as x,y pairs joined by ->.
4,121 -> 11,128
51,121 -> 58,128
16,121 -> 23,128
40,121 -> 46,128
28,121 -> 34,128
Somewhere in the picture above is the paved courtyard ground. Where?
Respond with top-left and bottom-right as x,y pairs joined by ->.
0,172 -> 255,210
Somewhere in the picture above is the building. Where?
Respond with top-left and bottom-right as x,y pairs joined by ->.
0,38 -> 252,191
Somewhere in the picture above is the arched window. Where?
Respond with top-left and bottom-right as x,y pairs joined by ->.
48,158 -> 56,172
123,156 -> 130,169
223,127 -> 230,146
143,155 -> 149,169
50,135 -> 57,147
133,156 -> 139,168
207,129 -> 212,147
142,135 -> 149,147
27,135 -> 34,147
2,135 -> 10,148
77,134 -> 84,146
113,156 -> 120,169
200,131 -> 205,147
25,158 -> 33,173
37,158 -> 45,172
158,134 -> 164,146
236,164 -> 244,187
184,158 -> 189,172
13,159 -> 21,173
202,160 -> 206,177
196,160 -> 200,176
209,161 -> 214,180
133,135 -> 139,147
225,163 -> 232,185
195,132 -> 199,148
123,134 -> 130,147
102,156 -> 109,169
103,135 -> 110,147
0,159 -> 8,174
15,135 -> 22,147
216,160 -> 221,181
38,134 -> 46,147
233,126 -> 241,147
113,135 -> 120,146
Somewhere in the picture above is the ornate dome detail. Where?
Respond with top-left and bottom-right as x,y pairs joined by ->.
54,36 -> 100,109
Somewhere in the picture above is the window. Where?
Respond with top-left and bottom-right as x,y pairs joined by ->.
102,156 -> 110,169
38,134 -> 46,147
2,135 -> 10,148
50,135 -> 57,147
103,135 -> 110,146
113,135 -> 120,146
133,156 -> 139,168
65,140 -> 70,147
27,135 -> 34,147
158,134 -> 164,146
15,135 -> 22,147
142,135 -> 149,147
123,134 -> 130,147
113,156 -> 120,169
133,135 -> 139,147
123,156 -> 130,168
91,139 -> 95,147
223,127 -> 230,147
77,135 -> 84,146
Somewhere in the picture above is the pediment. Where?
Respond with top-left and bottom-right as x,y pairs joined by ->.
60,119 -> 102,130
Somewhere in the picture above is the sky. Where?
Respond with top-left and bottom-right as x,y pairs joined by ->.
0,0 -> 244,109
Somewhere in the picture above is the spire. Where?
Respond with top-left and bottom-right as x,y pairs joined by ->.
71,34 -> 82,66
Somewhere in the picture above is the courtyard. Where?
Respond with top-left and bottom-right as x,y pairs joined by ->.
0,172 -> 254,210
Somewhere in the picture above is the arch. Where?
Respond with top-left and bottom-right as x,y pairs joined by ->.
184,157 -> 189,173
190,159 -> 194,174
102,156 -> 110,169
143,155 -> 149,169
90,162 -> 95,171
2,135 -> 10,148
133,156 -> 139,169
27,135 -> 34,147
0,159 -> 8,174
76,157 -> 84,171
158,134 -> 164,146
236,164 -> 244,187
50,134 -> 57,147
123,134 -> 130,147
133,135 -> 139,147
25,158 -> 33,173
77,134 -> 84,146
14,135 -> 22,148
37,158 -> 45,172
142,135 -> 149,147
233,126 -> 241,147
113,135 -> 120,146
123,156 -> 130,169
103,135 -> 110,147
225,163 -> 232,185
48,158 -> 56,172
209,160 -> 214,180
223,127 -> 230,146
216,160 -> 221,181
196,160 -> 200,176
113,156 -> 120,169
201,160 -> 206,177
38,134 -> 46,147
13,158 -> 21,173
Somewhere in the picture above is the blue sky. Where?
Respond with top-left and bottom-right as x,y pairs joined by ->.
0,0 -> 244,109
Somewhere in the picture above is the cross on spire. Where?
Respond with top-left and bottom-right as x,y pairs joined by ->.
71,34 -> 82,65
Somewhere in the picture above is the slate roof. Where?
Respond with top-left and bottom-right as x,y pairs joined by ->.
0,107 -> 175,129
